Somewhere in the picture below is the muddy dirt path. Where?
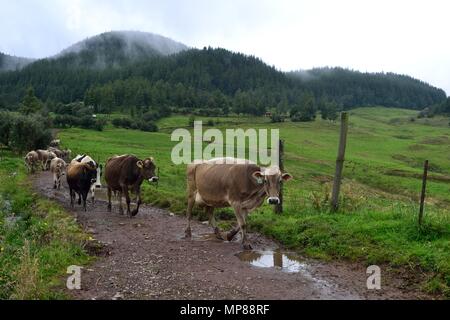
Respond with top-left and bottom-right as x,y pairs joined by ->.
34,172 -> 428,300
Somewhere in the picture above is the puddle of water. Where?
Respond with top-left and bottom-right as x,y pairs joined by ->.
236,250 -> 307,273
237,250 -> 341,297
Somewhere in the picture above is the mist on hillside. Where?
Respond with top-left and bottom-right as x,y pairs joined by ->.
0,52 -> 35,72
54,31 -> 188,69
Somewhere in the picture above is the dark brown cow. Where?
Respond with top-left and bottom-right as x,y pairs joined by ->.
185,158 -> 292,250
105,155 -> 158,217
66,162 -> 98,211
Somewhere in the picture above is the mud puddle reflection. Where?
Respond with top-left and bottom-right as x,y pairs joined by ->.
237,250 -> 307,273
237,250 -> 338,296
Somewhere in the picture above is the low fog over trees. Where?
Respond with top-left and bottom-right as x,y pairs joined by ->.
0,32 -> 447,119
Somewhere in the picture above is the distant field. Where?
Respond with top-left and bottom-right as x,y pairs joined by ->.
52,107 -> 450,296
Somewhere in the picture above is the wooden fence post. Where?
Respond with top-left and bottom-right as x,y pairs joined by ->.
418,160 -> 429,226
331,112 -> 349,212
275,139 -> 284,214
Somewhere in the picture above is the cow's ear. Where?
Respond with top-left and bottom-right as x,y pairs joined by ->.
282,173 -> 293,181
252,171 -> 264,184
136,161 -> 144,169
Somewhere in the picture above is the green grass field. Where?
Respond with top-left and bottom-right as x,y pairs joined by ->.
54,107 -> 450,296
0,153 -> 91,299
2,106 -> 448,298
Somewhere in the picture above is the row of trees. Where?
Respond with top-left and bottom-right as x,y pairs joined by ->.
82,76 -> 344,119
271,93 -> 340,123
429,97 -> 450,115
0,48 -> 446,117
289,68 -> 446,109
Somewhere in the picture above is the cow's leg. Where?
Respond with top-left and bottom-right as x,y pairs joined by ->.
131,187 -> 141,217
70,188 -> 74,208
82,191 -> 88,212
118,191 -> 124,215
78,193 -> 82,205
121,185 -> 133,218
107,187 -> 112,212
226,209 -> 248,241
91,186 -> 95,204
234,206 -> 251,250
184,193 -> 195,238
206,206 -> 223,240
226,225 -> 241,242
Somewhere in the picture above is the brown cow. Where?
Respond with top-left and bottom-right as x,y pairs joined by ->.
66,162 -> 98,211
185,158 -> 292,250
105,155 -> 158,217
36,150 -> 57,171
71,155 -> 102,204
24,151 -> 39,173
50,157 -> 67,189
48,147 -> 71,162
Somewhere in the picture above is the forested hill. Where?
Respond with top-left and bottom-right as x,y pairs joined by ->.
0,33 -> 446,114
52,31 -> 189,69
289,68 -> 446,110
0,52 -> 35,72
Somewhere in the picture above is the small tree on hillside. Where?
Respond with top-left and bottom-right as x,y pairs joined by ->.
319,97 -> 339,121
290,92 -> 317,122
20,87 -> 43,115
9,114 -> 52,152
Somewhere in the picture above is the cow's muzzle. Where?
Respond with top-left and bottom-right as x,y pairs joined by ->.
267,197 -> 280,205
148,176 -> 159,183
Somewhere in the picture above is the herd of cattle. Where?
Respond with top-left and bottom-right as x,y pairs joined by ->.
24,141 -> 292,249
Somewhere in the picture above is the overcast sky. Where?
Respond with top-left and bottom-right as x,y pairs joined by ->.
1,0 -> 449,94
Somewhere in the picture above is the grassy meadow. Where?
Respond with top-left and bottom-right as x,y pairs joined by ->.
1,106 -> 449,298
0,152 -> 91,299
54,107 -> 450,296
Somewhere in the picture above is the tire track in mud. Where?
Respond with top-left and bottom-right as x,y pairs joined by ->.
33,171 -> 428,300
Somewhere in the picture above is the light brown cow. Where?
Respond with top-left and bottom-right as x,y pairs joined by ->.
50,157 -> 67,189
48,147 -> 71,162
36,150 -> 57,171
185,158 -> 292,250
24,151 -> 39,173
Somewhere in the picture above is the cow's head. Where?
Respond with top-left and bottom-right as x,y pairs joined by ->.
83,163 -> 98,185
137,157 -> 159,183
252,166 -> 292,205
57,162 -> 66,175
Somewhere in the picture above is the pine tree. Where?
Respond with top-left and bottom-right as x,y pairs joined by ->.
20,87 -> 43,115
